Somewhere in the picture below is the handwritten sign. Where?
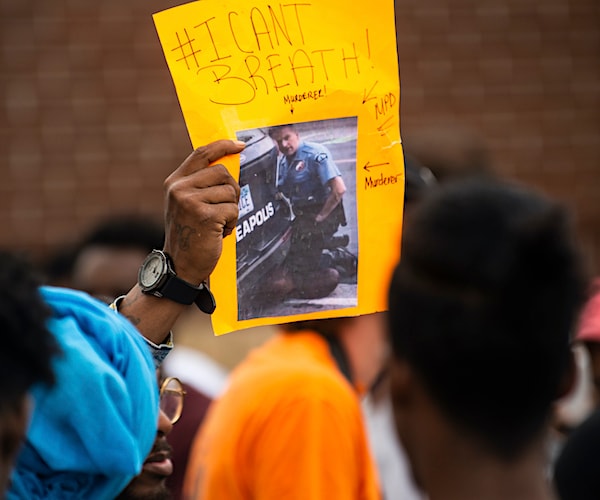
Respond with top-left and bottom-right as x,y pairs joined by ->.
153,0 -> 404,335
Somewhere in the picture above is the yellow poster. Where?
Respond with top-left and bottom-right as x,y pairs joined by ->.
153,0 -> 404,335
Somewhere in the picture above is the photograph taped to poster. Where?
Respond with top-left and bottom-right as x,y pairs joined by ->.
236,117 -> 358,321
153,0 -> 404,335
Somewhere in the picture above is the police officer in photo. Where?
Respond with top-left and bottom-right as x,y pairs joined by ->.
267,123 -> 347,298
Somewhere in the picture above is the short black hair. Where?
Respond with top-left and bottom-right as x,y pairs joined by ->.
268,124 -> 297,138
387,178 -> 586,459
0,251 -> 58,411
40,215 -> 164,286
79,214 -> 164,252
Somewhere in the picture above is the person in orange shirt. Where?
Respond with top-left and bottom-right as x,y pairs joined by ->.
183,315 -> 385,500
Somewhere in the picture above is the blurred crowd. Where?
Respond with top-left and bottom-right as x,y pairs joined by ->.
2,128 -> 599,500
2,2 -> 599,500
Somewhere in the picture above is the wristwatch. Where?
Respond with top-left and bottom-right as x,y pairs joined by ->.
138,250 -> 216,314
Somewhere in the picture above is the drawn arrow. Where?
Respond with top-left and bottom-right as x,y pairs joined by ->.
362,80 -> 378,104
376,116 -> 395,136
289,102 -> 294,115
363,161 -> 390,171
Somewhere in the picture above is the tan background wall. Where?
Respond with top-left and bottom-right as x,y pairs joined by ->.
2,0 -> 599,273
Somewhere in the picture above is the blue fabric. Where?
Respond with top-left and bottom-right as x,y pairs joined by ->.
8,287 -> 159,499
277,141 -> 341,206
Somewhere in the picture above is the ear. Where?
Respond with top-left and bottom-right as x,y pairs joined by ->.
556,347 -> 578,400
387,357 -> 419,451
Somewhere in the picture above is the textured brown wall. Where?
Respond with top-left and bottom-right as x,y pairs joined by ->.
1,0 -> 599,271
0,0 -> 190,260
395,0 -> 600,272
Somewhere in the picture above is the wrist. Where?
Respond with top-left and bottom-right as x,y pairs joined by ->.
161,247 -> 213,285
138,250 -> 216,313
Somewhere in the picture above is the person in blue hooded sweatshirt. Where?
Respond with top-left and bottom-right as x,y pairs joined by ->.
6,139 -> 244,499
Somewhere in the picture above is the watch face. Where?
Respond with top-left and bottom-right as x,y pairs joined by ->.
139,252 -> 167,290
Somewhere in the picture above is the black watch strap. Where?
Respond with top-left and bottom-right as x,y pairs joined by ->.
158,274 -> 203,305
151,276 -> 216,314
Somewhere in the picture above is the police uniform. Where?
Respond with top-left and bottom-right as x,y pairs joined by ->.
277,141 -> 341,211
277,141 -> 345,274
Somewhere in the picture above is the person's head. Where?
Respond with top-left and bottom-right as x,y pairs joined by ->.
70,215 -> 164,301
0,251 -> 58,492
574,278 -> 600,403
116,376 -> 185,500
268,124 -> 300,157
387,178 -> 586,472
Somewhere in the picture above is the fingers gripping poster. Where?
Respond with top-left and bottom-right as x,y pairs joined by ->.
153,0 -> 404,335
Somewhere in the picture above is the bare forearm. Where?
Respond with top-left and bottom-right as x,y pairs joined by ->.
316,176 -> 346,223
317,192 -> 342,222
116,140 -> 243,346
118,285 -> 187,345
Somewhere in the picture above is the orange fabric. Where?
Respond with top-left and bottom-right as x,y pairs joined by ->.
183,331 -> 381,500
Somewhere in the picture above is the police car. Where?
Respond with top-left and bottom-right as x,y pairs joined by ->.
236,128 -> 294,315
